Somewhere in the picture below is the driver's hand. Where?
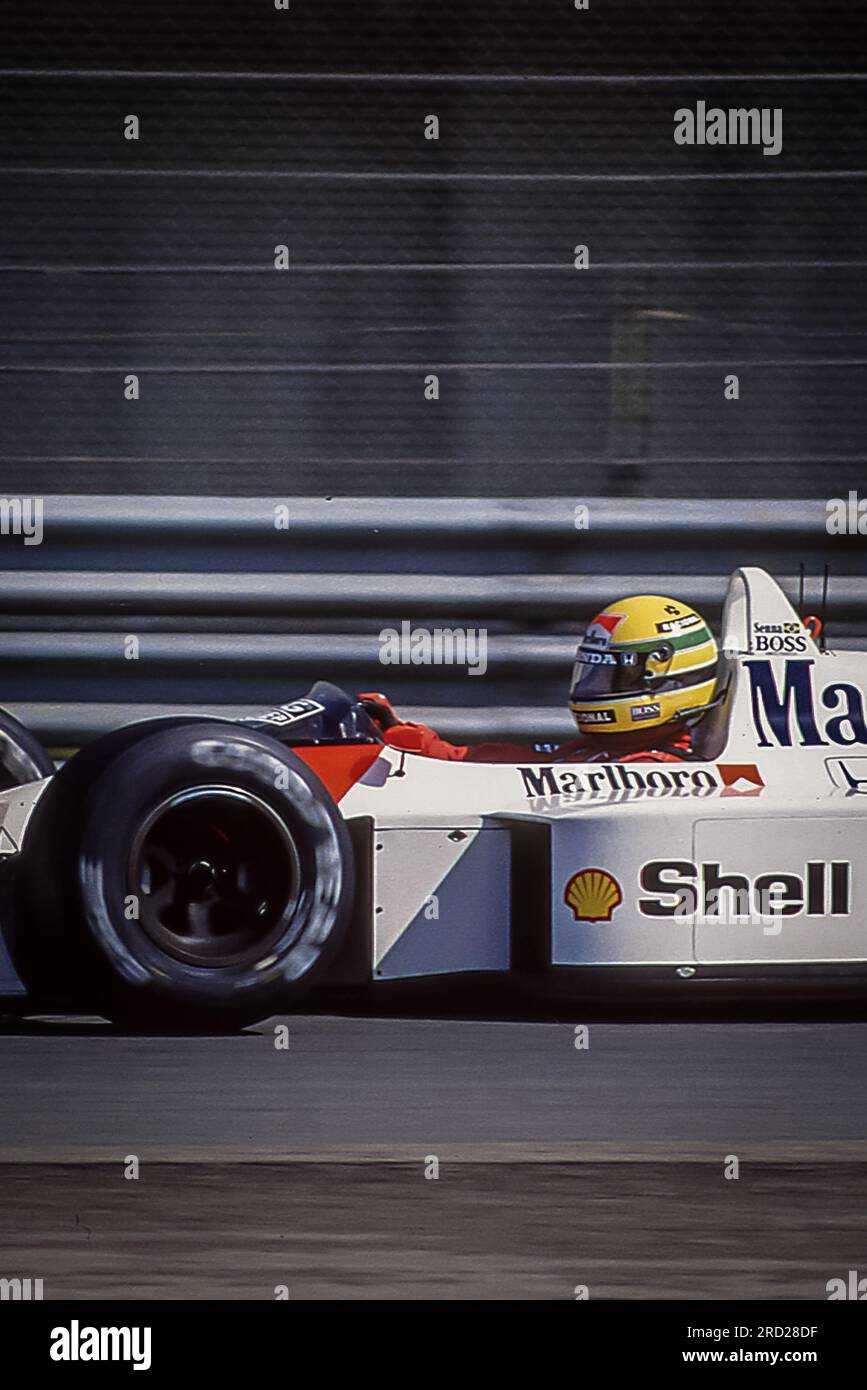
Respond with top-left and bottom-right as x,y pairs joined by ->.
357,692 -> 401,731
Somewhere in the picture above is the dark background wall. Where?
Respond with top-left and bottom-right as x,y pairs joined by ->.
0,1 -> 864,498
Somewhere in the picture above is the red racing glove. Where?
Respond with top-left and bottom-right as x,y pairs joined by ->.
382,721 -> 470,761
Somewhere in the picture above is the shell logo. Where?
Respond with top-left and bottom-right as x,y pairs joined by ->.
564,868 -> 623,923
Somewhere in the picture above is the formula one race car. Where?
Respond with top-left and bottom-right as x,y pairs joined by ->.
0,566 -> 865,1028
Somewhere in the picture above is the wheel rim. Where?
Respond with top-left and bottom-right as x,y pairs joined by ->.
129,786 -> 301,968
0,731 -> 48,790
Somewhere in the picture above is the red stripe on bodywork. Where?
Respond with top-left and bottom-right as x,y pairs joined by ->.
295,743 -> 382,802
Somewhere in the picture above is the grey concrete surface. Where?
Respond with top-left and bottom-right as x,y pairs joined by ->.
0,1161 -> 864,1300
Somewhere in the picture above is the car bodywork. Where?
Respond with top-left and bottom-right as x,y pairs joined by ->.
1,566 -> 866,1004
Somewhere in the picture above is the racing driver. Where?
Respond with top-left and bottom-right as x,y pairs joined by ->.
363,595 -> 720,764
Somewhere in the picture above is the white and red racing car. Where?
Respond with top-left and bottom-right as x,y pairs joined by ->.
0,566 -> 864,1028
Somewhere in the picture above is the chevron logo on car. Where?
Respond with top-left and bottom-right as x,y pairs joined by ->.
716,764 -> 765,796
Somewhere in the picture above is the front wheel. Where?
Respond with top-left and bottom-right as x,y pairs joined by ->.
14,720 -> 354,1028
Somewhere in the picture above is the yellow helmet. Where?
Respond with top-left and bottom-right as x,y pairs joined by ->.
569,595 -> 719,736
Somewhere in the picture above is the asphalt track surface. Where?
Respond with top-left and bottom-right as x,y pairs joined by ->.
2,1013 -> 867,1158
1,1009 -> 866,1297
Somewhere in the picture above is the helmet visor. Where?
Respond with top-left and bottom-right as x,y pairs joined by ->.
570,642 -> 674,702
570,640 -> 721,705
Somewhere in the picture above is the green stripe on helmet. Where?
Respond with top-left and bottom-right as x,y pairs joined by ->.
622,625 -> 713,655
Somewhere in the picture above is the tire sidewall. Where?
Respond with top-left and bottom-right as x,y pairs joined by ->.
20,721 -> 353,1020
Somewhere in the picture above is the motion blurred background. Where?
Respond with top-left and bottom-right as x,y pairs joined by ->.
0,0 -> 864,498
0,1 -> 864,738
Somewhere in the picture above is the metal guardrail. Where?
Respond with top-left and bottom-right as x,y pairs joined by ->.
5,571 -> 866,618
0,496 -> 862,746
0,495 -> 840,538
